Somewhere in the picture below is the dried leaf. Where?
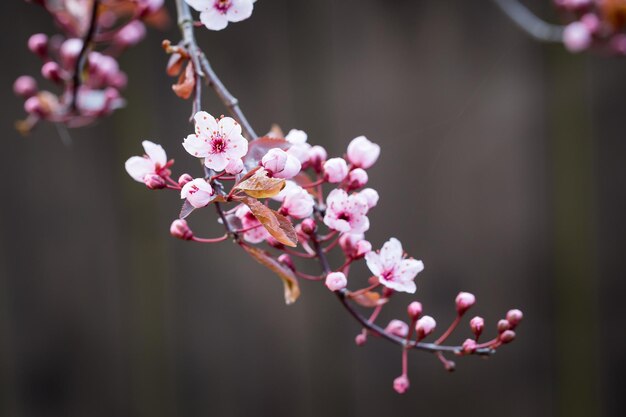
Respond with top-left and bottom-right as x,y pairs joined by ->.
241,244 -> 301,304
346,291 -> 387,308
235,169 -> 285,199
240,196 -> 298,247
172,61 -> 195,99
243,136 -> 291,170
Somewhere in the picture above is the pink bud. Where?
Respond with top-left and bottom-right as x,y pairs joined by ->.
469,316 -> 484,337
499,330 -> 516,344
24,96 -> 46,117
355,333 -> 367,346
563,22 -> 592,53
385,319 -> 409,337
393,375 -> 410,394
144,173 -> 166,190
462,338 -> 477,354
300,218 -> 317,234
347,135 -> 380,169
307,145 -> 327,172
354,240 -> 372,258
13,76 -> 38,98
225,158 -> 244,175
415,315 -> 436,339
41,61 -> 62,83
455,292 -> 476,314
181,178 -> 214,208
59,38 -> 83,68
323,158 -> 349,183
170,219 -> 193,240
262,148 -> 301,179
28,33 -> 48,56
277,254 -> 295,271
497,319 -> 511,333
407,301 -> 423,319
506,309 -> 523,327
580,13 -> 600,34
338,233 -> 370,259
113,20 -> 146,48
325,272 -> 347,292
347,168 -> 368,190
358,188 -> 379,209
178,173 -> 193,187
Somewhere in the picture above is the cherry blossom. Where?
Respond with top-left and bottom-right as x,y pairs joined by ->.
323,157 -> 349,183
365,238 -> 423,294
325,272 -> 347,291
563,21 -> 592,52
261,148 -> 301,179
181,178 -> 215,208
358,188 -> 379,209
346,136 -> 380,169
183,111 -> 248,172
285,128 -> 311,164
125,140 -> 169,182
186,0 -> 256,31
235,204 -> 270,244
415,315 -> 436,338
280,185 -> 315,219
323,189 -> 370,234
385,319 -> 409,337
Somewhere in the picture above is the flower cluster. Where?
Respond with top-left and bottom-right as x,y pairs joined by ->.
14,0 -> 166,133
185,0 -> 257,31
125,110 -> 523,393
556,0 -> 626,54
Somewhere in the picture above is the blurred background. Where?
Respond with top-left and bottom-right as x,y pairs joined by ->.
1,0 -> 625,416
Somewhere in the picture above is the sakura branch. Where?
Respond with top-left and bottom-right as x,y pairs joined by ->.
495,0 -> 626,54
124,0 -> 524,394
13,0 -> 167,134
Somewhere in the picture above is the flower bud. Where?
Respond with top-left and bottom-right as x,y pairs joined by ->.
277,254 -> 295,271
469,316 -> 484,337
308,145 -> 327,172
323,158 -> 349,183
355,333 -> 367,346
144,173 -> 166,190
13,76 -> 38,98
59,38 -> 83,68
415,315 -> 436,339
347,135 -> 380,169
41,61 -> 62,83
358,188 -> 379,209
455,292 -> 476,314
407,301 -> 423,319
262,148 -> 301,179
354,240 -> 372,259
225,158 -> 244,175
178,173 -> 193,187
24,96 -> 46,117
462,338 -> 477,354
339,233 -> 370,259
300,218 -> 317,234
563,22 -> 591,53
325,272 -> 347,292
347,168 -> 368,190
499,330 -> 516,344
181,178 -> 214,208
113,20 -> 146,48
385,319 -> 409,338
170,219 -> 193,240
497,319 -> 511,333
506,309 -> 523,327
393,375 -> 410,394
28,33 -> 48,56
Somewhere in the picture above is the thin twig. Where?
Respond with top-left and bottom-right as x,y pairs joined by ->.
492,0 -> 564,42
70,0 -> 100,111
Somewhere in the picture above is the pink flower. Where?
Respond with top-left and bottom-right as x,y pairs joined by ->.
365,238 -> 423,294
235,204 -> 270,243
407,301 -> 422,319
325,272 -> 347,291
347,136 -> 380,169
323,157 -> 349,183
13,76 -> 37,98
261,148 -> 301,179
323,189 -> 370,234
385,319 -> 409,337
225,158 -> 244,174
506,309 -> 523,327
469,316 -> 484,337
455,292 -> 476,314
181,178 -> 214,208
170,219 -> 193,240
415,315 -> 436,338
393,375 -> 410,394
339,233 -> 371,259
186,0 -> 256,31
563,22 -> 592,53
285,129 -> 311,164
280,185 -> 314,219
347,168 -> 368,190
183,111 -> 248,172
125,140 -> 169,182
307,145 -> 327,171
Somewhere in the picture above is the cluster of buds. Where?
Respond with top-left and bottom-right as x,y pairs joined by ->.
14,0 -> 167,133
556,0 -> 626,54
125,110 -> 523,393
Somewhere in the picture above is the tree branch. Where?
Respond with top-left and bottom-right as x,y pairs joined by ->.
70,0 -> 100,111
492,0 -> 564,43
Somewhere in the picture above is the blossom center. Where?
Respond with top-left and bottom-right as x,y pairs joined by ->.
337,212 -> 351,222
214,0 -> 231,13
210,136 -> 227,154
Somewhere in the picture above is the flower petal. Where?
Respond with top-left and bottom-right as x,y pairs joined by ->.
194,111 -> 218,135
200,9 -> 229,30
125,156 -> 153,182
365,252 -> 383,276
204,151 -> 229,171
142,140 -> 167,166
380,237 -> 403,269
226,0 -> 254,22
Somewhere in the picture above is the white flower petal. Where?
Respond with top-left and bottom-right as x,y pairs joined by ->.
200,9 -> 229,31
125,156 -> 153,182
194,111 -> 219,135
365,252 -> 383,276
380,237 -> 403,269
142,140 -> 167,166
226,0 -> 254,22
396,259 -> 424,282
205,151 -> 229,171
182,133 -> 211,158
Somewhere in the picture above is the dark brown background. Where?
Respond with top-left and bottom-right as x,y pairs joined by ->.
1,1 -> 624,416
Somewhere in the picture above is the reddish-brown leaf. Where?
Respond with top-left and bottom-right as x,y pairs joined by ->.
172,61 -> 195,99
235,169 -> 285,199
243,136 -> 291,170
346,291 -> 387,308
241,244 -> 301,304
240,196 -> 298,247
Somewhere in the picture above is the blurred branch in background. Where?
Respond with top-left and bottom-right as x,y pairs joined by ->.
492,0 -> 564,42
